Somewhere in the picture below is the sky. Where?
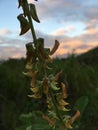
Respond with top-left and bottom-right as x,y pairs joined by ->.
0,0 -> 98,59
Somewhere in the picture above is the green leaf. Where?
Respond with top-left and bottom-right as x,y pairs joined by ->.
73,96 -> 89,119
17,14 -> 30,35
26,125 -> 32,130
29,4 -> 40,23
19,112 -> 33,123
15,125 -> 28,130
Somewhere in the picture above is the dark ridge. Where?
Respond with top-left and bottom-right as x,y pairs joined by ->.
77,46 -> 98,65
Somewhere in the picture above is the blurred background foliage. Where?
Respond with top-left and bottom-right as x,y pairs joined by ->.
0,47 -> 98,130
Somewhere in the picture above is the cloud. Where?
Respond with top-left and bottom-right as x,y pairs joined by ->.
0,46 -> 25,59
84,19 -> 98,30
1,25 -> 98,59
0,0 -> 98,59
83,28 -> 98,35
0,28 -> 98,59
83,19 -> 98,35
36,0 -> 98,23
51,26 -> 74,36
0,28 -> 12,36
0,28 -> 26,59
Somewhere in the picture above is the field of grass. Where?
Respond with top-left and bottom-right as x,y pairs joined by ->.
0,47 -> 98,130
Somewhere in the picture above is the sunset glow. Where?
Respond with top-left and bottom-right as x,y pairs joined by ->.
0,0 -> 98,59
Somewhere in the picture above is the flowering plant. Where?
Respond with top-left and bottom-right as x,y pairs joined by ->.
17,0 -> 80,130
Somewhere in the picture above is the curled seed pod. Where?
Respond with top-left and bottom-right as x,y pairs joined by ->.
50,40 -> 60,55
30,87 -> 39,93
29,4 -> 40,23
61,82 -> 67,99
28,93 -> 42,99
71,110 -> 80,124
58,106 -> 69,111
17,14 -> 30,35
58,99 -> 69,106
55,70 -> 62,81
22,70 -> 33,77
25,62 -> 33,69
30,70 -> 39,87
50,82 -> 60,91
42,77 -> 49,94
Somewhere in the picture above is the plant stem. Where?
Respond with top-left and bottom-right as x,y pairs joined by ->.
22,0 -> 63,125
49,87 -> 63,123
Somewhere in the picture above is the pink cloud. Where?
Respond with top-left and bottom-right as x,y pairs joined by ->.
0,28 -> 12,36
83,28 -> 98,35
53,37 -> 98,57
52,26 -> 74,36
0,46 -> 25,60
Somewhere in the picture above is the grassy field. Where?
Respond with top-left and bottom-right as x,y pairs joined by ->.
0,46 -> 98,130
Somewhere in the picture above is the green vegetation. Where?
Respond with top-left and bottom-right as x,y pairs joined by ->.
0,46 -> 98,130
78,46 -> 98,65
0,0 -> 98,129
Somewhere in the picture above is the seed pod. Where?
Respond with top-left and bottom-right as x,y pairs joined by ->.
71,110 -> 80,124
58,99 -> 69,106
50,82 -> 60,91
58,106 -> 69,111
30,87 -> 39,93
61,82 -> 67,99
17,14 -> 30,35
30,70 -> 39,87
42,77 -> 49,94
50,40 -> 60,55
25,62 -> 33,69
22,70 -> 33,77
55,70 -> 62,81
28,93 -> 42,99
29,4 -> 40,23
